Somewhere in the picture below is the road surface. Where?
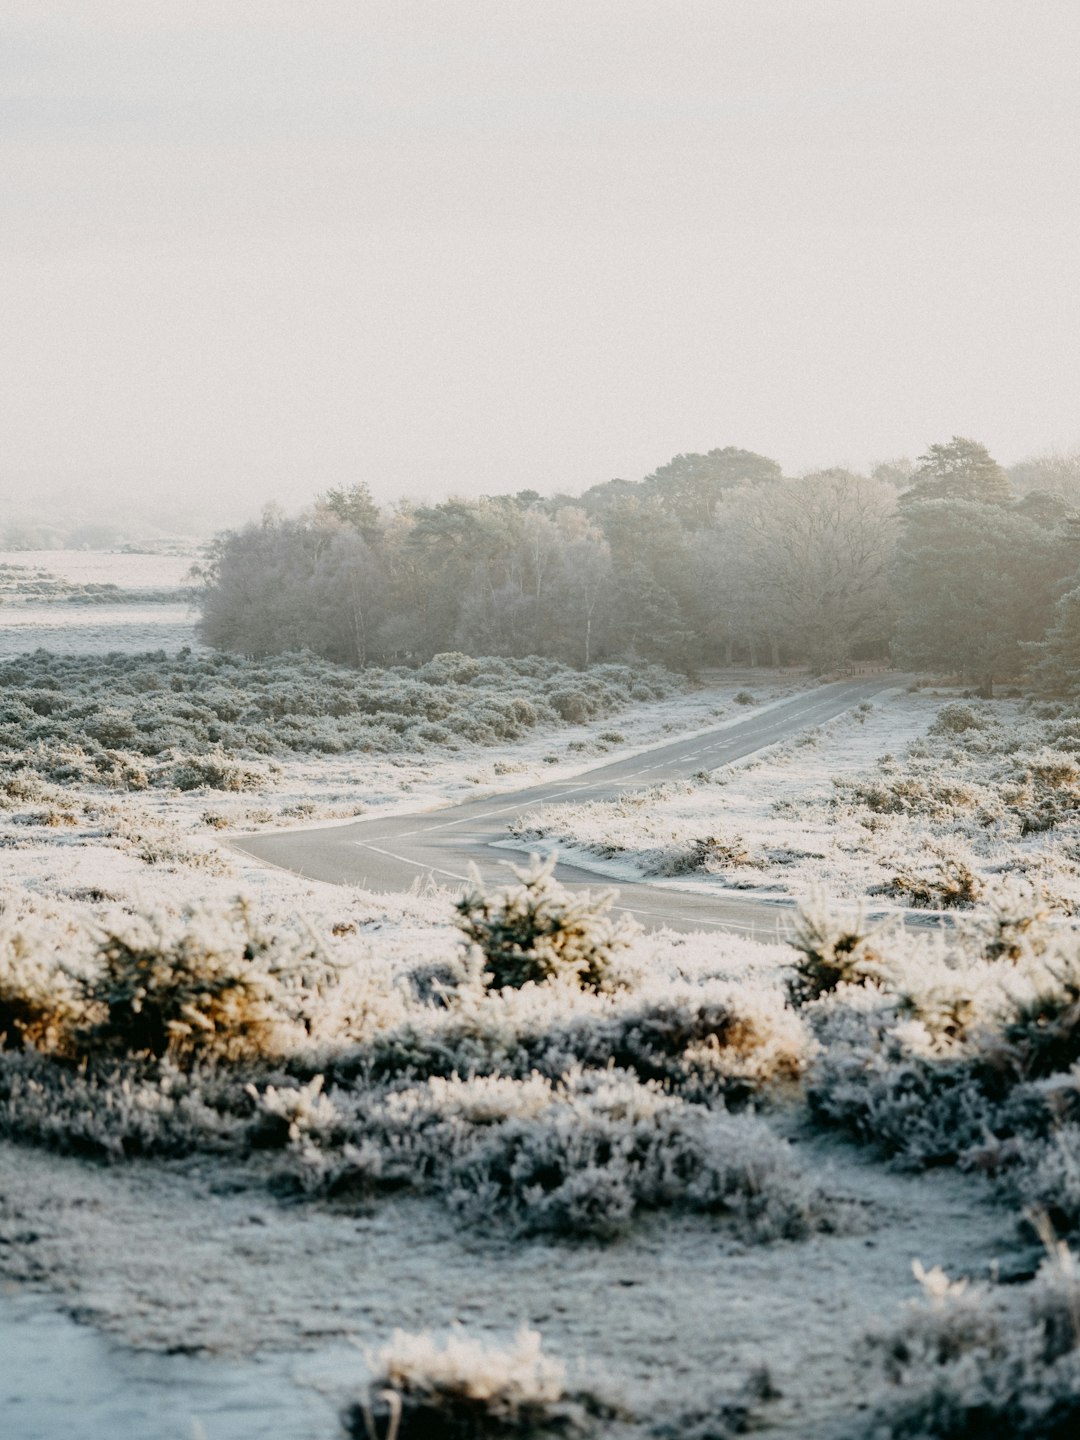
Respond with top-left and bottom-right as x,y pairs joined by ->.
231,675 -> 905,939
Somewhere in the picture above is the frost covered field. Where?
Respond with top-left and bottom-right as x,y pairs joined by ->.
4,614 -> 1080,1438
509,688 -> 1080,914
0,550 -> 199,658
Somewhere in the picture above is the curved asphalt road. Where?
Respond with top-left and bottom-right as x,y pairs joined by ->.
230,675 -> 906,940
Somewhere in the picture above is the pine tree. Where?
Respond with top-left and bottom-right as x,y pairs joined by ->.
899,437 -> 1012,508
1032,585 -> 1080,697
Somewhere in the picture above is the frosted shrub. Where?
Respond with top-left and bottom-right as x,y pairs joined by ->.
929,703 -> 988,736
444,1067 -> 825,1240
0,917 -> 86,1052
885,854 -> 984,910
454,856 -> 638,993
806,901 -> 1080,1189
787,900 -> 889,1005
168,753 -> 267,792
0,1051 -> 247,1160
78,901 -> 313,1061
854,1250 -> 1080,1439
343,1326 -> 590,1440
998,951 -> 1080,1079
353,968 -> 809,1106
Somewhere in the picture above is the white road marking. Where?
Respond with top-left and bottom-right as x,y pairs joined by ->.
351,840 -> 469,884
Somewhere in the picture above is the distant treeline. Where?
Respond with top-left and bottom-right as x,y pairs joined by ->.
196,439 -> 1080,692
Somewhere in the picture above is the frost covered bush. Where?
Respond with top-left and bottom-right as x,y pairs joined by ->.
0,918 -> 85,1051
853,1249 -> 1080,1440
343,1326 -> 593,1440
804,895 -> 1080,1212
0,1051 -> 247,1160
454,857 -> 637,993
168,753 -> 268,792
268,1068 -> 828,1241
929,703 -> 988,736
437,1068 -> 824,1240
337,960 -> 809,1107
0,899 -> 326,1064
787,902 -> 889,1005
79,902 -> 308,1062
882,854 -> 984,910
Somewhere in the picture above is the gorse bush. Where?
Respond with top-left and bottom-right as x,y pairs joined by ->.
0,900 -> 322,1064
454,857 -> 638,993
787,902 -> 888,1005
0,918 -> 85,1052
79,902 -> 305,1062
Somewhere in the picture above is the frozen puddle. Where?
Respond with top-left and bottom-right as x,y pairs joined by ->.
0,1290 -> 341,1440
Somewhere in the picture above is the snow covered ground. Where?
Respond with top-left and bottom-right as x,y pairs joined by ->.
507,689 -> 1080,914
0,550 -> 201,657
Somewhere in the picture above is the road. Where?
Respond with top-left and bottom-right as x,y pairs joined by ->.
230,675 -> 905,940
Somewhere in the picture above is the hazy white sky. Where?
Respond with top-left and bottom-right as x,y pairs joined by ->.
3,0 -> 1079,520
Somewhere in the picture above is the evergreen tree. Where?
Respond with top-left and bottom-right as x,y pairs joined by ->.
899,436 -> 1012,508
1032,585 -> 1080,697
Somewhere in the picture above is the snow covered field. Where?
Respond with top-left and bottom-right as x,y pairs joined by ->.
508,689 -> 1080,915
0,550 -> 201,658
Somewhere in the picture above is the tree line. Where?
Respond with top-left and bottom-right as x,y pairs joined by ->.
196,438 -> 1080,693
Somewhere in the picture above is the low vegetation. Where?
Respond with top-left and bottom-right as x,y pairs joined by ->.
0,866 -> 824,1243
801,887 -> 1080,1240
343,1326 -> 591,1440
850,1243 -> 1080,1439
0,649 -> 678,794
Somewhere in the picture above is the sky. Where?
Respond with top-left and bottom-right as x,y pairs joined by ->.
3,0 -> 1079,527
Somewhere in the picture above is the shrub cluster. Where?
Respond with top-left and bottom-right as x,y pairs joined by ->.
851,1248 -> 1080,1439
0,649 -> 677,793
0,868 -> 823,1242
803,889 -> 1080,1230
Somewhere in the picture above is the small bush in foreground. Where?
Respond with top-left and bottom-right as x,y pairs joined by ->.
343,1326 -> 595,1439
454,856 -> 637,993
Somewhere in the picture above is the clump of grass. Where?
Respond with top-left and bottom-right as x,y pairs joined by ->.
454,856 -> 637,993
343,1326 -> 594,1440
884,856 -> 984,910
657,835 -> 762,876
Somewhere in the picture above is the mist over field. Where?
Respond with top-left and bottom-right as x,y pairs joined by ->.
4,5 -> 1080,1440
